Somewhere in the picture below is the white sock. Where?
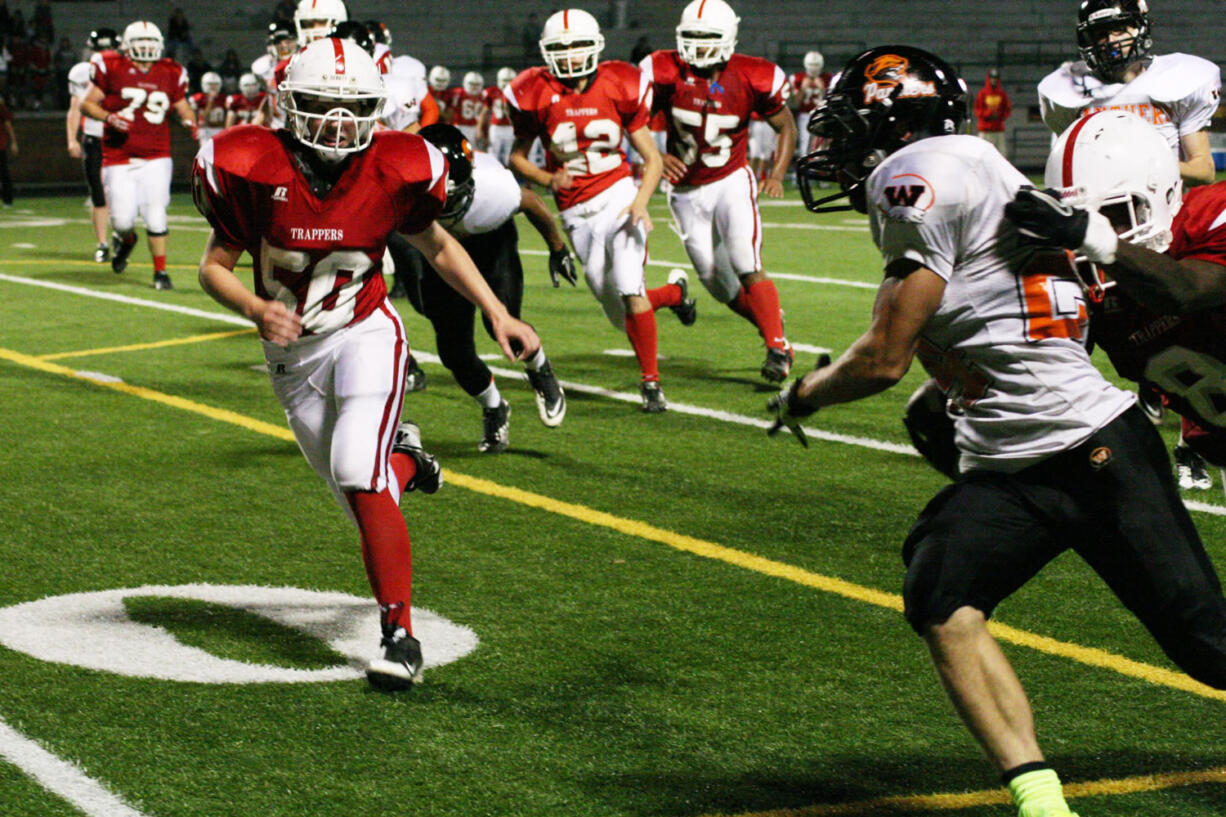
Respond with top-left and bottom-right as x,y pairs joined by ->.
524,347 -> 547,371
475,379 -> 502,409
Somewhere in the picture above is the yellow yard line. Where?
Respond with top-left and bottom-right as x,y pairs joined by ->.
0,257 -> 208,272
713,765 -> 1226,816
3,343 -> 1226,708
37,328 -> 256,360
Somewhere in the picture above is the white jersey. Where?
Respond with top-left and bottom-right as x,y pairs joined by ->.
251,53 -> 285,129
251,53 -> 275,86
380,55 -> 430,131
441,151 -> 521,238
1038,53 -> 1221,152
867,135 -> 1135,473
68,61 -> 103,138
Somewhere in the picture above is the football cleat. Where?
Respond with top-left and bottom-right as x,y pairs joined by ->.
404,355 -> 427,392
761,345 -> 795,382
152,271 -> 173,290
365,627 -> 423,691
478,400 -> 510,453
640,380 -> 667,413
1138,385 -> 1165,425
526,361 -> 566,427
1175,445 -> 1212,491
94,243 -> 110,263
392,421 -> 441,494
667,268 -> 698,327
111,232 -> 136,274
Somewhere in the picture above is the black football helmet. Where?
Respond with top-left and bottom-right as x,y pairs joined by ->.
329,21 -> 374,56
419,124 -> 476,222
796,45 -> 967,214
89,27 -> 119,52
1076,0 -> 1153,82
366,20 -> 391,47
266,22 -> 296,60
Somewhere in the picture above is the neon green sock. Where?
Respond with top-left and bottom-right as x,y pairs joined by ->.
1007,768 -> 1078,817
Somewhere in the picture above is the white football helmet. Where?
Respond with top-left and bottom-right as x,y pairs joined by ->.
803,50 -> 824,77
428,65 -> 451,91
122,21 -> 164,63
294,0 -> 348,46
462,71 -> 484,95
1046,109 -> 1182,257
201,72 -> 223,95
280,37 -> 386,162
539,9 -> 604,79
676,0 -> 738,69
239,72 -> 261,97
496,66 -> 516,89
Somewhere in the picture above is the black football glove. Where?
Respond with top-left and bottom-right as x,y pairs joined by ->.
766,354 -> 831,448
1003,186 -> 1089,250
902,378 -> 959,481
548,246 -> 577,287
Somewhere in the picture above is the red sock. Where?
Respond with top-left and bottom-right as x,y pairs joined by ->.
646,282 -> 682,311
389,452 -> 418,495
623,309 -> 660,382
728,288 -> 757,325
743,279 -> 787,349
346,489 -> 413,634
153,254 -> 167,273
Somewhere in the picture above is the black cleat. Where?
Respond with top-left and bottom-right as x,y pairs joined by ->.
365,627 -> 423,691
111,232 -> 136,274
152,271 -> 173,290
640,380 -> 667,413
393,421 -> 441,494
94,243 -> 110,263
1175,444 -> 1213,491
478,400 -> 510,453
404,355 -> 427,392
667,268 -> 698,327
1139,385 -> 1166,425
526,361 -> 566,427
761,345 -> 794,383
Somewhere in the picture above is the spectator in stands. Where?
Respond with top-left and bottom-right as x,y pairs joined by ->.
165,8 -> 192,61
7,31 -> 28,108
0,37 -> 10,99
217,48 -> 243,94
53,35 -> 72,108
973,67 -> 1012,157
0,3 -> 10,42
0,96 -> 18,205
9,8 -> 25,39
184,48 -> 212,95
26,33 -> 49,110
31,1 -> 52,43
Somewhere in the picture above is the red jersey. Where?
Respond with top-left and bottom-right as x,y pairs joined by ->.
481,86 -> 510,126
89,50 -> 187,165
192,126 -> 447,336
642,50 -> 788,187
225,91 -> 267,125
443,87 -> 485,127
1093,183 -> 1226,433
789,71 -> 826,114
190,91 -> 228,130
505,61 -> 650,210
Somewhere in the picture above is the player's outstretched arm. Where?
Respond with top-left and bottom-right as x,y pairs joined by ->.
405,222 -> 541,359
198,231 -> 301,347
1180,130 -> 1215,186
1109,241 -> 1226,313
762,107 -> 798,199
519,187 -> 575,286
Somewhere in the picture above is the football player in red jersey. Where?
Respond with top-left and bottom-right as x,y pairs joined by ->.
224,73 -> 266,128
80,21 -> 195,290
478,67 -> 517,165
1009,110 -> 1226,492
190,71 -> 227,144
192,38 -> 540,691
445,71 -> 487,145
641,0 -> 798,383
506,8 -> 696,412
789,50 -> 826,158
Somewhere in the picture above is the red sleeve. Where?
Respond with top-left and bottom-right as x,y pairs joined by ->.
608,61 -> 649,133
505,70 -> 544,141
749,57 -> 789,118
1170,184 -> 1226,264
376,133 -> 448,235
190,128 -> 280,249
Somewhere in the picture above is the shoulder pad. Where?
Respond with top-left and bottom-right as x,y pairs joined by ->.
1140,53 -> 1221,103
869,137 -> 981,223
505,66 -> 553,111
369,131 -> 444,187
207,126 -> 291,184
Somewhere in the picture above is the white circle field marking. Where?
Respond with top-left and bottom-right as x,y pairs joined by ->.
0,584 -> 478,684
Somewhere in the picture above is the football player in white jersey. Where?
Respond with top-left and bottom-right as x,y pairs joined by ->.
66,27 -> 117,263
1038,0 -> 1219,186
389,125 -> 576,451
787,46 -> 1226,817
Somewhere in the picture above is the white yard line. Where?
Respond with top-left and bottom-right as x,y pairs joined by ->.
3,272 -> 1224,517
0,719 -> 149,817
